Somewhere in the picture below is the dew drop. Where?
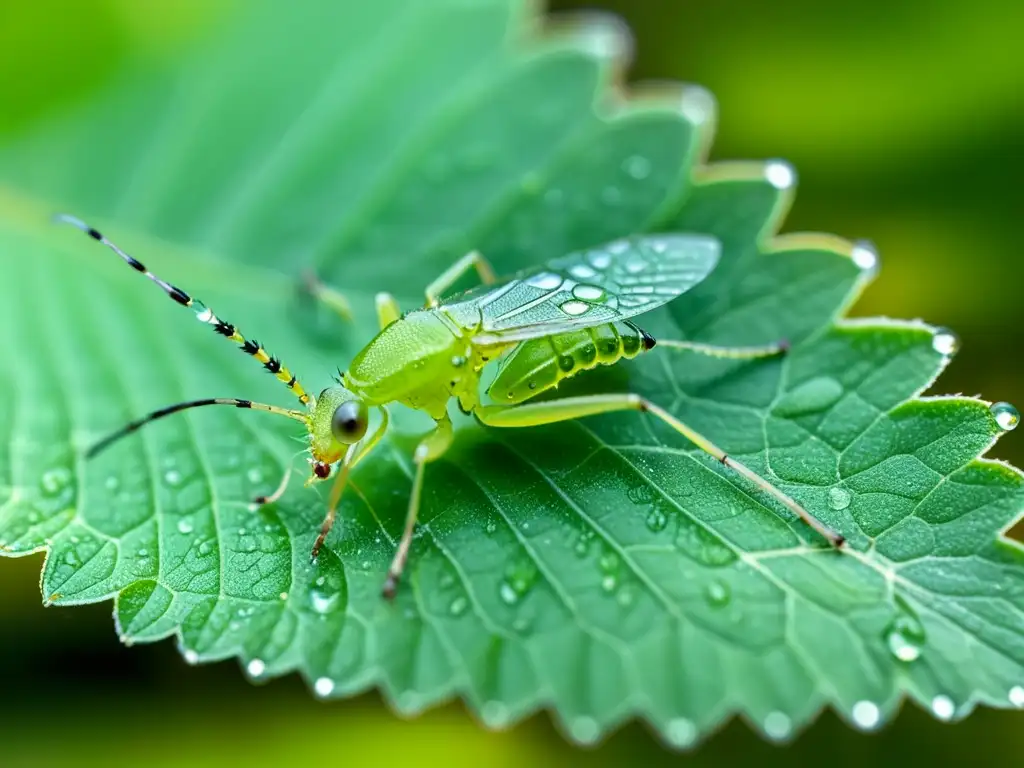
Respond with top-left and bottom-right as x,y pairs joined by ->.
279,591 -> 288,601
183,649 -> 199,665
598,551 -> 620,593
198,540 -> 213,556
574,531 -> 593,558
763,711 -> 792,741
1009,685 -> 1024,708
705,579 -> 730,608
852,700 -> 881,730
64,550 -> 80,567
645,506 -> 669,532
569,264 -> 597,280
666,717 -> 697,748
484,520 -> 497,535
449,596 -> 468,616
624,254 -> 646,274
499,560 -> 537,605
931,694 -> 955,721
39,467 -> 71,497
679,84 -> 715,125
310,588 -> 340,615
163,469 -> 182,487
314,676 -> 335,698
849,240 -> 879,272
246,658 -> 266,678
481,700 -> 510,728
828,487 -> 852,511
623,155 -> 651,180
526,272 -> 562,290
559,300 -> 590,316
990,402 -> 1019,431
573,284 -> 606,302
883,602 -> 926,663
177,519 -> 194,535
570,716 -> 600,745
765,160 -> 795,190
246,468 -> 263,484
931,327 -> 960,356
192,301 -> 213,323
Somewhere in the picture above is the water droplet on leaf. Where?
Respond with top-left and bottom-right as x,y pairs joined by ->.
40,467 -> 71,497
763,711 -> 792,741
991,401 -> 1019,431
828,487 -> 852,511
570,716 -> 600,744
177,519 -> 194,535
852,700 -> 880,730
705,579 -> 730,607
314,677 -> 335,698
666,717 -> 697,748
931,327 -> 960,356
884,601 -> 926,662
246,658 -> 266,678
623,155 -> 651,180
931,694 -> 955,721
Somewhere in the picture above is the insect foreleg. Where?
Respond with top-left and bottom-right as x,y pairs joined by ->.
375,292 -> 401,329
382,415 -> 454,599
656,339 -> 788,360
309,407 -> 390,560
302,270 -> 354,322
474,395 -> 845,548
424,250 -> 496,307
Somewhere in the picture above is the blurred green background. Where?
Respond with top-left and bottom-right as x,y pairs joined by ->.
0,0 -> 1020,764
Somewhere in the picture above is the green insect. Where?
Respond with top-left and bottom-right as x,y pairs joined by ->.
58,214 -> 845,598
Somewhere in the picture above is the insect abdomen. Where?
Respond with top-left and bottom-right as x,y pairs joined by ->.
489,322 -> 655,403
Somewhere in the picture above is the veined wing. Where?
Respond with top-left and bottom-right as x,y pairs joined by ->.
443,234 -> 720,345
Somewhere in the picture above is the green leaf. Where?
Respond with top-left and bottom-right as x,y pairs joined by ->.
1,0 -> 1022,749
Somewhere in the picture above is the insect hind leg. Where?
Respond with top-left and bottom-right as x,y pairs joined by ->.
474,394 -> 844,547
424,250 -> 496,307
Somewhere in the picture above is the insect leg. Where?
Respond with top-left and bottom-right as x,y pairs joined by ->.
382,415 -> 454,600
424,250 -> 496,307
309,407 -> 390,560
655,338 -> 789,360
301,270 -> 353,322
56,214 -> 314,407
475,395 -> 845,547
375,292 -> 401,329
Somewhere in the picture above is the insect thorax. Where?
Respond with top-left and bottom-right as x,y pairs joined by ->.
343,309 -> 478,419
487,321 -> 653,404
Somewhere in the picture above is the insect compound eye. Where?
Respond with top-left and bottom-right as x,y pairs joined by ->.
331,400 -> 368,444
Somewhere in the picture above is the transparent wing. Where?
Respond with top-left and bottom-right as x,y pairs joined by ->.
443,234 -> 720,345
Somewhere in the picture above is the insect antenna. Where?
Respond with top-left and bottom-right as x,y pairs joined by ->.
56,214 -> 313,407
87,398 -> 309,458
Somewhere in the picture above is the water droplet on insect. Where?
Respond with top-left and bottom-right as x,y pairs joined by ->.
625,254 -> 646,274
246,658 -> 266,678
828,487 -> 852,511
449,596 -> 468,616
931,694 -> 955,721
1008,685 -> 1024,708
314,677 -> 335,698
705,579 -> 730,607
764,160 -> 795,190
177,519 -> 194,535
931,327 -> 960,356
666,717 -> 697,748
570,716 -> 600,745
572,284 -> 605,302
851,700 -> 881,730
851,239 -> 879,272
884,602 -> 926,662
527,272 -> 562,290
559,300 -> 589,316
481,700 -> 510,728
623,155 -> 651,180
450,355 -> 467,368
163,469 -> 182,487
192,300 -> 213,323
991,401 -> 1019,431
763,711 -> 792,741
569,264 -> 597,280
558,355 -> 574,372
183,649 -> 199,665
104,476 -> 120,491
587,251 -> 612,269
39,467 -> 71,497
